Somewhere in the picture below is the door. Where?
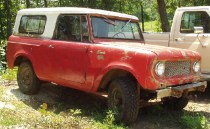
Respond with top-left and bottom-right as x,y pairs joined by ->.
49,15 -> 90,84
171,11 -> 210,74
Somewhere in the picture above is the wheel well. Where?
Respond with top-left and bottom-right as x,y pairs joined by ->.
14,56 -> 30,66
98,69 -> 138,92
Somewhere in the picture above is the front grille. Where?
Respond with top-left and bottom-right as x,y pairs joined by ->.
165,61 -> 191,77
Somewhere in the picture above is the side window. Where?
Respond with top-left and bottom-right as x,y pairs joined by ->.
53,15 -> 89,42
19,15 -> 46,34
180,11 -> 210,33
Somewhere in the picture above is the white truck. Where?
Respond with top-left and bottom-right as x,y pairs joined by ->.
143,6 -> 210,80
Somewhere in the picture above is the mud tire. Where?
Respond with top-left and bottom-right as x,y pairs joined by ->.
108,77 -> 139,125
17,62 -> 41,95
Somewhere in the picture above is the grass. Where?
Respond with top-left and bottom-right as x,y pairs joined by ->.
1,67 -> 17,81
0,109 -> 21,126
0,84 -> 127,129
180,111 -> 210,129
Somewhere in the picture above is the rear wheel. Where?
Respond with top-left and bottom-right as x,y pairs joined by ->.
108,77 -> 139,125
17,62 -> 41,94
162,97 -> 189,110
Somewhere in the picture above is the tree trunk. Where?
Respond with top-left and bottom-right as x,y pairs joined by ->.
59,0 -> 62,7
26,0 -> 30,8
0,1 -> 3,39
141,4 -> 144,32
44,0 -> 47,7
80,0 -> 84,7
88,0 -> 94,8
4,0 -> 12,38
157,0 -> 170,32
101,0 -> 113,10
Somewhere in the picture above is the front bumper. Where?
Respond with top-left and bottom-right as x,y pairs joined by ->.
156,81 -> 207,99
201,73 -> 210,81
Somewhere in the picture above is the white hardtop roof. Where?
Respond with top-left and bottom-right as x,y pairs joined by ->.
18,7 -> 138,20
177,6 -> 210,11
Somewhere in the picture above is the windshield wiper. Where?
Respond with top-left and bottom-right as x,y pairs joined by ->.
112,19 -> 131,37
103,16 -> 116,26
121,19 -> 131,30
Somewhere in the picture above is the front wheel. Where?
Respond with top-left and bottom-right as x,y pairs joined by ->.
162,97 -> 189,110
17,62 -> 41,95
108,77 -> 139,125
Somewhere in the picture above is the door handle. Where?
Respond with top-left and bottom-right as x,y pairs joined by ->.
175,38 -> 185,42
197,34 -> 209,47
48,45 -> 54,49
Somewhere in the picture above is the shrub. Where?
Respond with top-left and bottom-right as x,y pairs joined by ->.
181,112 -> 208,129
0,40 -> 7,73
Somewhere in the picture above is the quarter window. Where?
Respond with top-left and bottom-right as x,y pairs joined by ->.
180,11 -> 210,33
19,15 -> 46,34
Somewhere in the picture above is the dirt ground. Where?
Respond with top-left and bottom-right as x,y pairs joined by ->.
0,78 -> 210,129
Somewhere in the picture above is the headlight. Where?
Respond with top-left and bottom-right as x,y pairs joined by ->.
155,62 -> 165,76
193,61 -> 200,73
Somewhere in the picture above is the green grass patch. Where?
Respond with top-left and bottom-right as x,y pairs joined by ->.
0,109 -> 21,126
180,112 -> 209,129
1,67 -> 17,81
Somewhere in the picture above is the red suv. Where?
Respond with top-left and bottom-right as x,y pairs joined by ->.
7,7 -> 207,124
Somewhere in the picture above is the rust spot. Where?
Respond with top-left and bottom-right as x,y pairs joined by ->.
181,51 -> 187,57
97,50 -> 105,60
121,50 -> 131,61
179,80 -> 183,84
97,55 -> 104,60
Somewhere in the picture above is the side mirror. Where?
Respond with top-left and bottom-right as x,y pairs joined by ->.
194,26 -> 204,34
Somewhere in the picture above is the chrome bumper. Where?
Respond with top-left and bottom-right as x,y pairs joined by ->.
201,73 -> 210,81
156,81 -> 207,99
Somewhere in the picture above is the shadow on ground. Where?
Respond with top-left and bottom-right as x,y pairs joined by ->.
10,83 -> 210,129
11,83 -> 107,112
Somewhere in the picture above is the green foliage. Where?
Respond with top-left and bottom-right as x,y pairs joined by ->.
103,110 -> 115,125
1,68 -> 17,80
181,112 -> 209,129
92,110 -> 126,129
70,109 -> 82,116
0,40 -> 7,73
38,103 -> 50,115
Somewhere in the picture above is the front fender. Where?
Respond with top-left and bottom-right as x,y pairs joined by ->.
92,62 -> 144,92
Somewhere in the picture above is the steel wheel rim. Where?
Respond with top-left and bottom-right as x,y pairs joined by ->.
111,88 -> 123,115
19,68 -> 32,89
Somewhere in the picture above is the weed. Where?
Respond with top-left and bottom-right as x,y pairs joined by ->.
1,67 -> 17,81
180,112 -> 208,129
103,110 -> 115,125
69,108 -> 82,116
38,103 -> 49,115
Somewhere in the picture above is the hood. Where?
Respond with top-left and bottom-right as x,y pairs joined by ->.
98,42 -> 200,60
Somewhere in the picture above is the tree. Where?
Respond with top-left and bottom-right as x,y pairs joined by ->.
44,0 -> 48,7
4,0 -> 12,37
0,1 -> 4,39
26,0 -> 30,8
157,0 -> 170,32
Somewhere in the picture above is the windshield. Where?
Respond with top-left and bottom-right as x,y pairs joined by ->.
91,16 -> 142,40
